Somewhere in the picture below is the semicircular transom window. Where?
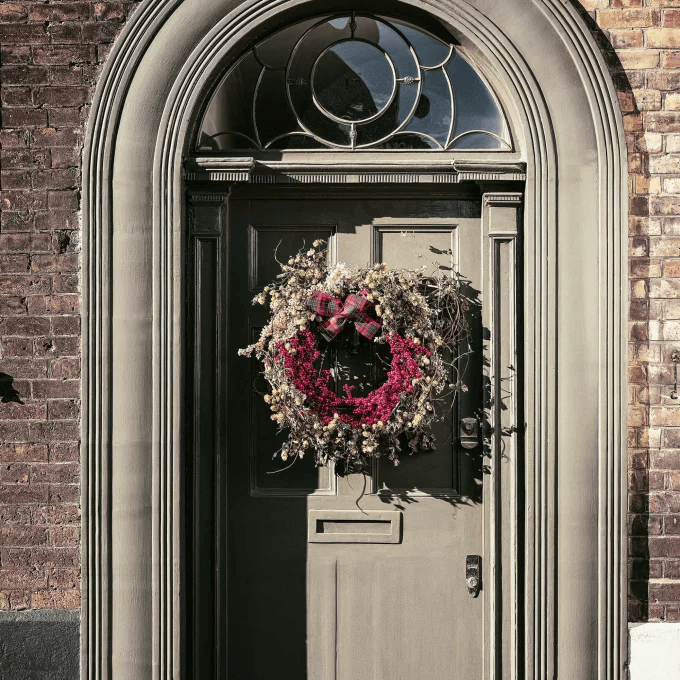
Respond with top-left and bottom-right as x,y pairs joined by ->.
196,13 -> 512,152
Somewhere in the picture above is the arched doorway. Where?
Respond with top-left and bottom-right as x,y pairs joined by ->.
82,1 -> 627,678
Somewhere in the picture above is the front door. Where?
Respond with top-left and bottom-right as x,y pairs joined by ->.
221,187 -> 486,679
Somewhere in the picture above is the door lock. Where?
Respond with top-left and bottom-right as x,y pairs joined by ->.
460,417 -> 479,449
466,554 -> 481,597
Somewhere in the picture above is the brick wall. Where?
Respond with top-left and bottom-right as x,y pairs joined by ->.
0,2 -> 138,611
575,0 -> 680,622
1,0 -> 679,621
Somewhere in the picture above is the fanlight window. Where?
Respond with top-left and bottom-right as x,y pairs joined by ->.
196,13 -> 512,152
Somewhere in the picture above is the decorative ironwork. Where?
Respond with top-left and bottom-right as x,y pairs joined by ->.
196,13 -> 512,152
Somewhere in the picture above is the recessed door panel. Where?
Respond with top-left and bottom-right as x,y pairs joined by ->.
225,193 -> 485,679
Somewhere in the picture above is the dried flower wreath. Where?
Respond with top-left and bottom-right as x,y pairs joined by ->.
238,240 -> 471,469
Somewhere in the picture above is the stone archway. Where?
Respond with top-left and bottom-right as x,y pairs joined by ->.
82,1 -> 627,678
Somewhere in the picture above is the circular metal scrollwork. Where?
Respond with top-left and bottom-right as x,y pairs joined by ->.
196,12 -> 512,152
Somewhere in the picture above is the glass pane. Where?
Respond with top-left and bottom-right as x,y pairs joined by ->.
312,41 -> 396,123
387,18 -> 452,68
451,131 -> 507,150
404,68 -> 452,147
255,17 -> 320,70
255,69 -> 299,148
445,53 -> 509,146
195,13 -> 511,152
198,51 -> 261,151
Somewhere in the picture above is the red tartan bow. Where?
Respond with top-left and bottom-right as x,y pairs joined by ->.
307,289 -> 382,342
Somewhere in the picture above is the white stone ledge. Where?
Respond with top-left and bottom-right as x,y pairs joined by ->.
629,622 -> 680,679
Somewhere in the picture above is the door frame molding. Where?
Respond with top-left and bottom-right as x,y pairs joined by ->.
82,1 -> 627,678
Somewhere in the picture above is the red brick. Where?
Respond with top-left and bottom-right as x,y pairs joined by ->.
0,359 -> 47,380
29,464 -> 79,484
34,336 -> 80,357
0,276 -> 52,297
0,445 -> 48,463
0,234 -> 53,254
0,463 -> 30,484
1,548 -> 79,569
51,317 -> 80,336
48,66 -> 84,87
0,4 -> 28,21
0,528 -> 48,548
30,254 -> 78,274
34,211 -> 79,232
33,169 -> 79,191
50,149 -> 80,169
30,128 -> 79,149
48,24 -> 84,44
47,568 -> 79,589
609,29 -> 644,48
0,485 -> 48,504
1,88 -> 33,107
0,297 -> 28,316
31,589 -> 80,609
33,45 -> 96,66
49,526 -> 79,547
1,170 -> 33,191
0,46 -> 31,65
49,358 -> 80,379
29,378 -> 79,399
28,421 -> 80,444
0,66 -> 50,86
48,485 -> 79,504
0,256 -> 29,274
33,505 -> 80,526
0,317 -> 51,337
0,570 -> 47,590
1,149 -> 51,171
28,4 -> 92,22
47,400 -> 79,421
0,25 -> 48,44
49,442 -> 79,462
0,130 -> 29,148
82,22 -> 122,43
47,108 -> 85,128
47,190 -> 79,210
1,338 -> 34,357
1,191 -> 47,212
34,87 -> 89,108
52,275 -> 79,294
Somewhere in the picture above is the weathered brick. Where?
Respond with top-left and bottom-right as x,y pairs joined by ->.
31,589 -> 80,609
0,46 -> 32,65
648,72 -> 680,92
30,382 -> 80,401
0,528 -> 48,548
0,4 -> 28,21
0,66 -> 50,87
647,28 -> 680,47
33,45 -> 96,66
28,4 -> 92,22
48,24 -> 84,44
0,317 -> 51,337
597,9 -> 659,28
647,111 -> 680,132
610,29 -> 644,49
0,445 -> 48,464
49,443 -> 79,463
651,197 -> 680,216
0,25 -> 48,45
618,50 -> 660,69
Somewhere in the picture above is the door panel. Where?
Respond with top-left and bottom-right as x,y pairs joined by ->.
226,193 -> 485,679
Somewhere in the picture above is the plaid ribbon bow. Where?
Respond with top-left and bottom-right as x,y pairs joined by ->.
307,289 -> 382,342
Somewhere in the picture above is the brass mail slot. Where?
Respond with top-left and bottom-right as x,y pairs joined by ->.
308,510 -> 402,544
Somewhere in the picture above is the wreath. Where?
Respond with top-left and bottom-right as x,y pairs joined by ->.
239,240 -> 470,469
